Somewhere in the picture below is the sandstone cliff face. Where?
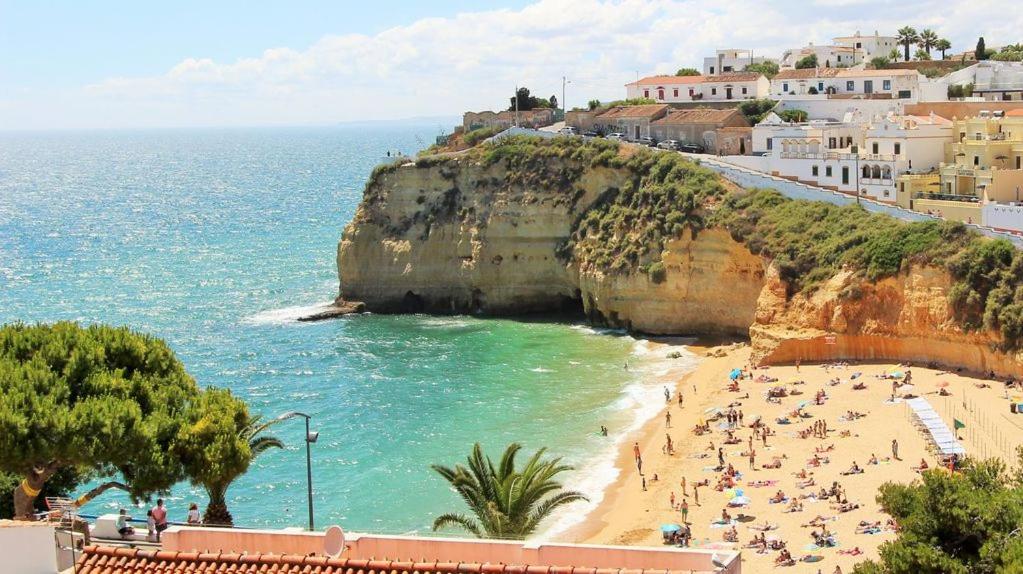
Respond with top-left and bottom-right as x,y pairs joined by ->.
339,159 -> 1022,376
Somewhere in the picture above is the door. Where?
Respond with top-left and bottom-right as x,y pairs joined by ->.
864,80 -> 873,94
635,125 -> 640,140
842,166 -> 849,185
726,87 -> 733,100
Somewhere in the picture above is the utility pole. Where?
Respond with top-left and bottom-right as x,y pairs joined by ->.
852,144 -> 861,205
562,76 -> 569,118
514,85 -> 520,127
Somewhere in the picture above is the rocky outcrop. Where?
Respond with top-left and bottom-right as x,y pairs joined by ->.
338,156 -> 1023,377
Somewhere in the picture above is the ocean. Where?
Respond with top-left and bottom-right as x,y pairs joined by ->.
0,126 -> 697,536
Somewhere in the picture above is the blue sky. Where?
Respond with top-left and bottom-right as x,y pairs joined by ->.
1,0 -> 1020,129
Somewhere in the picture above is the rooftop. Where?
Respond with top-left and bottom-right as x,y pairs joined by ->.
773,68 -> 841,80
598,104 -> 670,119
651,108 -> 743,125
628,74 -> 704,86
835,68 -> 920,78
702,73 -> 762,83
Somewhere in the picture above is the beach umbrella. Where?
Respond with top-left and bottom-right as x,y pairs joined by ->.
728,495 -> 751,506
660,524 -> 682,533
729,368 -> 742,380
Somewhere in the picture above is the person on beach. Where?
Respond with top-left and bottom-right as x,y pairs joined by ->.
718,447 -> 725,467
665,410 -> 672,428
796,359 -> 800,372
693,482 -> 700,505
892,439 -> 900,461
680,498 -> 689,523
681,476 -> 687,496
642,476 -> 646,491
633,442 -> 641,461
152,499 -> 168,541
187,502 -> 201,525
637,457 -> 643,475
670,491 -> 676,509
664,386 -> 670,403
146,509 -> 156,542
678,391 -> 684,407
749,449 -> 756,470
738,410 -> 744,426
116,508 -> 134,539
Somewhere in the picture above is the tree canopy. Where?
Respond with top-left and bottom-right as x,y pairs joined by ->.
508,87 -> 553,111
675,67 -> 700,76
431,443 -> 587,539
0,321 -> 266,520
977,37 -> 988,60
738,99 -> 778,124
744,61 -> 779,78
795,54 -> 818,69
897,27 -> 920,61
854,456 -> 1023,573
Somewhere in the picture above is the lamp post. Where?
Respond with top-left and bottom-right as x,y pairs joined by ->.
275,411 -> 319,530
851,144 -> 861,205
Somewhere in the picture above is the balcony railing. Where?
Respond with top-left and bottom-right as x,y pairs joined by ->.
913,192 -> 981,203
778,151 -> 895,161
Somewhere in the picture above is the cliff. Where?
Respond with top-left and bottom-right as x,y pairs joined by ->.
338,138 -> 1023,376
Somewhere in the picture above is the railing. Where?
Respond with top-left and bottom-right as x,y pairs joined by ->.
913,192 -> 981,203
778,151 -> 896,162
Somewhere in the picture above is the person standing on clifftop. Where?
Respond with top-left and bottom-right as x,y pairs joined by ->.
892,439 -> 900,461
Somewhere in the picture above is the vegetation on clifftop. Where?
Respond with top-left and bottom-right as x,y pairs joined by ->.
362,135 -> 1023,349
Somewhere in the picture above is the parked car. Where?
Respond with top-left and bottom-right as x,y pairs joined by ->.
558,126 -> 578,136
679,143 -> 706,154
607,133 -> 626,141
582,130 -> 599,137
657,140 -> 680,151
638,136 -> 656,147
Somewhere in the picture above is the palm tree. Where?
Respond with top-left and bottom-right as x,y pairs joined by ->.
897,27 -> 920,61
918,29 -> 939,58
202,415 -> 285,526
936,39 -> 952,60
431,443 -> 587,539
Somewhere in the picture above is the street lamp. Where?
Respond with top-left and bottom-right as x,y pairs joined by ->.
275,411 -> 319,530
851,144 -> 861,205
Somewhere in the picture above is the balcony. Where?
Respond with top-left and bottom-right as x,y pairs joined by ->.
913,192 -> 981,203
778,151 -> 896,162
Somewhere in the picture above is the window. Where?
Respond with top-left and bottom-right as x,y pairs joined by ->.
842,166 -> 849,184
828,137 -> 837,148
897,90 -> 911,98
767,138 -> 773,150
862,165 -> 871,178
818,82 -> 824,92
673,88 -> 679,97
974,156 -> 979,166
872,142 -> 878,154
812,165 -> 819,176
742,87 -> 747,94
883,79 -> 891,91
846,81 -> 855,91
894,143 -> 901,155
710,66 -> 715,74
658,88 -> 664,100
826,166 -> 833,177
644,89 -> 649,98
711,88 -> 717,95
872,165 -> 881,179
783,82 -> 789,92
1018,156 -> 1021,169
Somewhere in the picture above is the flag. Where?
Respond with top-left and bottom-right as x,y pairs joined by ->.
954,419 -> 966,430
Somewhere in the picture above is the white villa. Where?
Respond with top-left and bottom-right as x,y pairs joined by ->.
780,31 -> 898,69
703,49 -> 777,76
626,73 -> 769,103
740,112 -> 952,202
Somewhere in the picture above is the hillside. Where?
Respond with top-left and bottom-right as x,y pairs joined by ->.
338,136 -> 1023,376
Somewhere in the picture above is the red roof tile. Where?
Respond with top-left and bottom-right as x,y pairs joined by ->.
628,74 -> 704,86
597,104 -> 669,119
650,108 -> 744,125
75,546 -> 707,574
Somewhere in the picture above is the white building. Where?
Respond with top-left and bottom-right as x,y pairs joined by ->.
780,43 -> 861,69
771,68 -> 929,100
771,68 -> 840,96
626,73 -> 769,103
741,112 -> 952,202
833,31 -> 899,60
702,49 -> 777,76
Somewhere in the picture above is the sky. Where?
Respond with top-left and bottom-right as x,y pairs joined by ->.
1,0 -> 1021,130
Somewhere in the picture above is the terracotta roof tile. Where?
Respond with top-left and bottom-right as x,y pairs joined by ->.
773,68 -> 840,80
701,72 -> 763,83
628,74 -> 704,86
76,546 -> 709,574
650,108 -> 743,125
597,104 -> 670,119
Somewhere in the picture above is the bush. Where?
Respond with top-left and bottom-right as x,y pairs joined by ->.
795,54 -> 818,69
648,262 -> 667,283
738,99 -> 778,124
464,126 -> 505,147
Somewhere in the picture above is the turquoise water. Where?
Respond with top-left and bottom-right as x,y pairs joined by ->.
0,127 -> 693,536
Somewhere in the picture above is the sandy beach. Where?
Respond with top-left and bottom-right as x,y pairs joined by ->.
563,340 -> 1021,573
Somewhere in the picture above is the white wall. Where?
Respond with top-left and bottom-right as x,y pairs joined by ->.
775,97 -> 904,120
983,203 -> 1023,233
0,523 -> 57,574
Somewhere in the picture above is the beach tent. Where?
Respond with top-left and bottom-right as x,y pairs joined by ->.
729,368 -> 743,380
660,524 -> 682,533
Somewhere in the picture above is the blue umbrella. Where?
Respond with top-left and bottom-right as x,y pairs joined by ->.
661,524 -> 682,533
729,368 -> 742,380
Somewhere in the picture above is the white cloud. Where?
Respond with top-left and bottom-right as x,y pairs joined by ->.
3,0 -> 1022,129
